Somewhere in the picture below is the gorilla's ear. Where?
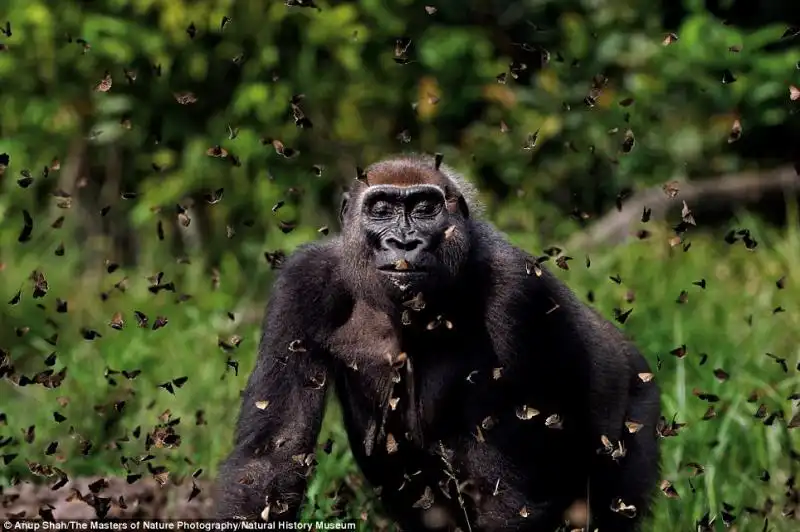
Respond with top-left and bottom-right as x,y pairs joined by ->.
458,195 -> 470,219
339,192 -> 351,224
445,185 -> 470,219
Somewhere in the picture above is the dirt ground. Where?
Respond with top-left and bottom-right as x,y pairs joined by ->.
1,475 -> 595,530
0,476 -> 215,519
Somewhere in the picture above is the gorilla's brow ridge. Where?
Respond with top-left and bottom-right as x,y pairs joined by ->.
360,184 -> 446,203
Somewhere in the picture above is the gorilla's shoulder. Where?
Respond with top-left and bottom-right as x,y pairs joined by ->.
261,239 -> 350,337
470,221 -> 585,309
272,239 -> 344,294
470,221 -> 542,281
473,222 -> 636,358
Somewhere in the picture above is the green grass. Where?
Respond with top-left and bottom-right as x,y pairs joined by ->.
2,212 -> 799,531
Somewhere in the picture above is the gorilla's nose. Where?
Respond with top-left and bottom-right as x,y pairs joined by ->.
384,236 -> 424,252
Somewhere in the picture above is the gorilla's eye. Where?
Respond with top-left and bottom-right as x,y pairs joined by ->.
369,200 -> 395,219
411,201 -> 440,218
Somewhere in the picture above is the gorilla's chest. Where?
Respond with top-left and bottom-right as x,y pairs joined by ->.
328,300 -> 499,456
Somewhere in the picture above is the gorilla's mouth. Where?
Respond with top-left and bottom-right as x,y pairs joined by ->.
378,266 -> 425,273
377,262 -> 427,275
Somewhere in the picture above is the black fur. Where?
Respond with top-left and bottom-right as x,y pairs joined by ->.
215,154 -> 661,531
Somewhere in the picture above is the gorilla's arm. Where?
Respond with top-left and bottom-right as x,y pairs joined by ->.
215,246 -> 334,520
483,231 -> 660,530
536,271 -> 662,530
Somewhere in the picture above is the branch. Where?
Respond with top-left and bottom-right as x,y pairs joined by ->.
566,165 -> 800,250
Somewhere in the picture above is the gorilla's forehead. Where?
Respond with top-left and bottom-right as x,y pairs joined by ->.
365,159 -> 449,188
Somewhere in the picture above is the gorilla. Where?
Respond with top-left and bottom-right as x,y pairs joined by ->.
215,154 -> 661,531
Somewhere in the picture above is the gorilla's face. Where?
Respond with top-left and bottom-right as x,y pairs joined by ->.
359,184 -> 464,298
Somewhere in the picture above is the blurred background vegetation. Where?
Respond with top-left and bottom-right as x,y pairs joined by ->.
1,0 -> 800,530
